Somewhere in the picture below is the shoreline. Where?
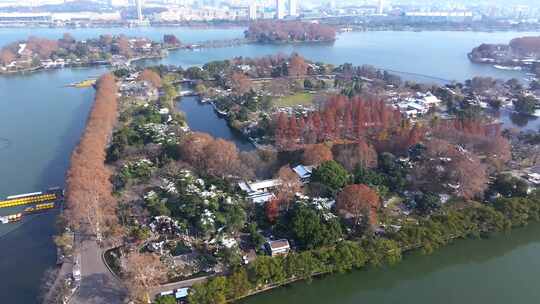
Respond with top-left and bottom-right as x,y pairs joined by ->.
0,23 -> 540,33
185,195 -> 540,303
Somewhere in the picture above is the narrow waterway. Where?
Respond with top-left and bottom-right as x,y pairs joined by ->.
0,28 -> 540,303
177,96 -> 255,151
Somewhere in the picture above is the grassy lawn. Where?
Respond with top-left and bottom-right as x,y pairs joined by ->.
273,92 -> 314,108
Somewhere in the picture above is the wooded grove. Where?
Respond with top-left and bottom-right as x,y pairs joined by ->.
65,73 -> 120,240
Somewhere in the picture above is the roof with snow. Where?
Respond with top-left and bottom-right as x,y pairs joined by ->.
293,165 -> 314,179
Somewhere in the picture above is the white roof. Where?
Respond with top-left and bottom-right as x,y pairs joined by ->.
407,102 -> 427,111
239,179 -> 281,193
176,288 -> 189,299
247,179 -> 282,192
249,192 -> 275,204
422,95 -> 441,105
293,165 -> 313,179
160,291 -> 174,296
238,182 -> 251,192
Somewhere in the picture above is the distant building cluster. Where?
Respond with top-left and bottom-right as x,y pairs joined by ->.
0,0 -> 539,25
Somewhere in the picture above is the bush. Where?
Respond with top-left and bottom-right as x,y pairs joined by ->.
154,295 -> 176,304
492,174 -> 529,198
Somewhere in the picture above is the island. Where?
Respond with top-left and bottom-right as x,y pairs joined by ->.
50,53 -> 540,304
244,20 -> 337,43
0,33 -> 181,74
468,36 -> 540,76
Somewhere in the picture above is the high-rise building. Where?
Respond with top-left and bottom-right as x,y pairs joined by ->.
136,0 -> 143,21
109,0 -> 128,7
289,0 -> 297,17
378,0 -> 384,14
249,1 -> 257,20
276,0 -> 285,19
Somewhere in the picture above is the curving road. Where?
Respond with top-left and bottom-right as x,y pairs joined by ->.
71,236 -> 127,304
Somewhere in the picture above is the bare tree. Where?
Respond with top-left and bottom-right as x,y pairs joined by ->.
289,53 -> 308,77
269,77 -> 290,96
65,74 -> 120,242
0,49 -> 15,65
303,144 -> 333,166
124,252 -> 167,303
139,69 -> 162,88
337,184 -> 380,227
178,132 -> 214,171
412,138 -> 489,200
334,141 -> 378,171
230,72 -> 253,95
204,138 -> 243,178
274,166 -> 303,209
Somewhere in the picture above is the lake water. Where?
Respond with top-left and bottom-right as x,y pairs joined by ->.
1,28 -> 540,303
177,96 -> 255,151
0,67 -> 107,303
149,30 -> 540,83
241,223 -> 540,304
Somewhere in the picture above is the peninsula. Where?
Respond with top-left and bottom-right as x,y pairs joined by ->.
49,49 -> 540,304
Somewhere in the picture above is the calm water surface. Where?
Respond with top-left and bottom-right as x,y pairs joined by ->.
242,224 -> 540,304
177,96 -> 255,151
1,28 -> 540,303
151,30 -> 540,82
0,67 -> 105,303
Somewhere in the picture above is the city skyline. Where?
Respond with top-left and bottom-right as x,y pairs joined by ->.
0,0 -> 539,5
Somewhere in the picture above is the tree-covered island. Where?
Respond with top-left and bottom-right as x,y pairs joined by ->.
244,21 -> 337,43
0,33 -> 182,74
469,36 -> 540,76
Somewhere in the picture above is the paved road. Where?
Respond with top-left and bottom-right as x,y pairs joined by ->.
71,234 -> 209,303
43,258 -> 74,304
72,237 -> 127,304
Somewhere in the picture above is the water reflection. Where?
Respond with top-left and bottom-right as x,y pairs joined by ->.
177,96 -> 255,151
499,109 -> 540,131
509,112 -> 538,128
242,224 -> 540,304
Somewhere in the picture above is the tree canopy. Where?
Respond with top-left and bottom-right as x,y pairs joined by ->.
311,160 -> 349,196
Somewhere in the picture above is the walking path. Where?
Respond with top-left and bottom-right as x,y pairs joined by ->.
150,275 -> 209,299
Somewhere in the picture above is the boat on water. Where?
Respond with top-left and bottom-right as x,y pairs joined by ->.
0,187 -> 63,209
0,213 -> 22,224
493,65 -> 522,71
23,202 -> 56,213
69,79 -> 97,88
0,202 -> 57,225
0,188 -> 63,224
